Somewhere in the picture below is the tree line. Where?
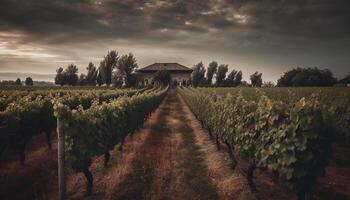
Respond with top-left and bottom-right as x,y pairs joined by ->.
191,61 -> 263,87
277,67 -> 337,86
0,77 -> 34,86
55,51 -> 138,87
52,50 -> 348,87
191,61 -> 347,87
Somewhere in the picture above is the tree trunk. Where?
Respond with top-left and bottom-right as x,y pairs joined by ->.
215,135 -> 221,150
207,127 -> 214,139
200,120 -> 205,128
130,130 -> 135,139
104,151 -> 110,168
45,130 -> 52,150
0,141 -> 7,159
19,139 -> 27,166
247,163 -> 256,192
298,191 -> 305,200
57,118 -> 66,200
297,191 -> 311,200
224,141 -> 237,169
83,168 -> 93,196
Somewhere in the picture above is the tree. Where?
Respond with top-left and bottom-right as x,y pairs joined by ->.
199,77 -> 208,86
191,62 -> 206,87
79,73 -> 88,86
153,70 -> 171,86
86,62 -> 97,86
216,64 -> 228,86
225,69 -> 237,85
207,61 -> 218,85
250,71 -> 263,87
224,69 -> 243,86
98,60 -> 106,85
235,71 -> 243,86
127,74 -> 138,87
112,72 -> 124,87
99,50 -> 118,86
277,67 -> 336,86
96,71 -> 103,86
55,67 -> 65,86
15,78 -> 22,86
25,77 -> 34,86
116,53 -> 138,87
65,64 -> 79,86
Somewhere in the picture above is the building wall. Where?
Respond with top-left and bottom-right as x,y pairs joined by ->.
138,71 -> 191,86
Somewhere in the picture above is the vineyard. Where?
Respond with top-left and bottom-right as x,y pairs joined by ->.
0,86 -> 349,200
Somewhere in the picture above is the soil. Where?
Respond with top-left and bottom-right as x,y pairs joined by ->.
0,133 -> 58,200
0,89 -> 349,200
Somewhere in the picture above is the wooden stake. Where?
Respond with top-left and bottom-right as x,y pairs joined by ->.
57,117 -> 66,200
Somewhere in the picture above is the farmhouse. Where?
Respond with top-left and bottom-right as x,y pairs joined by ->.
137,62 -> 193,86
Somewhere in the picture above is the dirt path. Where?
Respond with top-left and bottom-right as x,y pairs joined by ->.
111,90 -> 219,200
106,90 -> 263,200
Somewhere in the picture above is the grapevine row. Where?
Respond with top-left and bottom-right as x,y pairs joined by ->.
54,87 -> 167,195
198,87 -> 350,145
0,88 -> 145,164
0,87 -> 141,111
179,87 -> 332,200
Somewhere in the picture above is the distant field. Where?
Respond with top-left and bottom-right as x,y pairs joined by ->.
197,86 -> 350,103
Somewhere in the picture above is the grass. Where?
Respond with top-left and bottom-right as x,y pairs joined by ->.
114,159 -> 153,200
174,95 -> 219,200
113,99 -> 171,200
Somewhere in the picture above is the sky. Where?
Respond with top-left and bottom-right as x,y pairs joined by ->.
0,0 -> 350,82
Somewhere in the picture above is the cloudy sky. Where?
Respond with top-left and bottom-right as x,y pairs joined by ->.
0,0 -> 349,82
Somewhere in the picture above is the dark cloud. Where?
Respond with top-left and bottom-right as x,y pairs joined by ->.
1,0 -> 349,44
226,0 -> 350,38
0,0 -> 349,81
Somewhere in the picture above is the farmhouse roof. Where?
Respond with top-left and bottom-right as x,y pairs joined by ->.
137,63 -> 193,72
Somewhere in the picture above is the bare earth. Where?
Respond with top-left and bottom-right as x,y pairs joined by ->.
0,133 -> 58,200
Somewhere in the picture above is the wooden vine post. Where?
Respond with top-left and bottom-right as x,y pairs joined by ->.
57,117 -> 66,200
